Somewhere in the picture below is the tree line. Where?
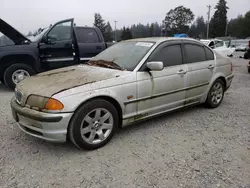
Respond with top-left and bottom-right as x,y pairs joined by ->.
94,0 -> 250,41
26,0 -> 249,41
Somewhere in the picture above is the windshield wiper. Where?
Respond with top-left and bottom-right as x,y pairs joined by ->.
87,60 -> 123,70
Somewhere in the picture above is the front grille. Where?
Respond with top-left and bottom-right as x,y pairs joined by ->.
15,89 -> 23,104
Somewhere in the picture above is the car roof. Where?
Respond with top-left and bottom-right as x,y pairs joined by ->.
125,37 -> 200,44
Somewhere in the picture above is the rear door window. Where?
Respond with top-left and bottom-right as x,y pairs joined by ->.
204,46 -> 214,60
184,44 -> 206,63
77,28 -> 100,43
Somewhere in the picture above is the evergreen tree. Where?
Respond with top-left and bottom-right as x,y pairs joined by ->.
188,16 -> 206,38
93,13 -> 106,38
209,0 -> 229,37
104,22 -> 113,42
121,27 -> 133,40
242,11 -> 250,37
149,23 -> 154,37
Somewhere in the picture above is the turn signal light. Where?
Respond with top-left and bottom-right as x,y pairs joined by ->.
45,98 -> 64,110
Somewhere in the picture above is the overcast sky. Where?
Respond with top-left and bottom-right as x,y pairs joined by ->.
1,0 -> 249,34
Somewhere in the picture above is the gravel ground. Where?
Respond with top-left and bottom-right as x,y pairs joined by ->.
0,57 -> 250,188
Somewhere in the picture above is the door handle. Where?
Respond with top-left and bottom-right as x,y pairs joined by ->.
208,64 -> 215,69
177,69 -> 187,75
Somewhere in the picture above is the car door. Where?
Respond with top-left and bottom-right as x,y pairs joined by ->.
75,27 -> 106,62
183,42 -> 215,103
136,41 -> 188,117
39,19 -> 75,69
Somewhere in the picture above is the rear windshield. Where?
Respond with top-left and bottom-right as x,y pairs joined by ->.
91,41 -> 155,71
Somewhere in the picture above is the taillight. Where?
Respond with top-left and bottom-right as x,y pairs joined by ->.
231,63 -> 233,72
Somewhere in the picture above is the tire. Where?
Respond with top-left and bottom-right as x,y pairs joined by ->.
248,67 -> 250,74
69,99 -> 119,150
3,63 -> 36,90
206,79 -> 225,108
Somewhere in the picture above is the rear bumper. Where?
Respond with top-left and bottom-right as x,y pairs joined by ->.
225,74 -> 234,90
11,97 -> 73,142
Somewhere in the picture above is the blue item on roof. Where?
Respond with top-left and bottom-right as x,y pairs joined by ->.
174,34 -> 188,38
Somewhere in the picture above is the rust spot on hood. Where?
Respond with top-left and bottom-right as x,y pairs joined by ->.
88,60 -> 123,70
53,81 -> 97,95
36,69 -> 75,77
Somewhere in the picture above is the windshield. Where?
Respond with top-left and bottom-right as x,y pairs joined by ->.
30,28 -> 49,42
91,41 -> 155,71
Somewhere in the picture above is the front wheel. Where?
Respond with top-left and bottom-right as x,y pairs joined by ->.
68,99 -> 119,150
3,63 -> 35,90
206,79 -> 225,108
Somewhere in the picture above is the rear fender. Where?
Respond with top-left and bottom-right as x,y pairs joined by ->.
200,72 -> 226,103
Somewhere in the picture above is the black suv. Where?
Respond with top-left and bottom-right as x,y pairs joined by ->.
0,18 -> 113,89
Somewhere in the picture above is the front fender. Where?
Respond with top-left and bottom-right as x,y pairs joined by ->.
53,88 -> 125,114
0,47 -> 40,72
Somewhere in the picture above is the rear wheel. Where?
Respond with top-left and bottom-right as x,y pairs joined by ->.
206,79 -> 225,108
69,99 -> 119,150
3,63 -> 35,90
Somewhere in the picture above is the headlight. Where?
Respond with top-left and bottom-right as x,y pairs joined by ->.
26,95 -> 64,111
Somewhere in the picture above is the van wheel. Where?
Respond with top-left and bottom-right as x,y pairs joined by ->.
206,79 -> 225,108
3,63 -> 35,90
69,99 -> 118,150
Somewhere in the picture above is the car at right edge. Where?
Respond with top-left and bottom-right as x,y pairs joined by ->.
11,37 -> 234,150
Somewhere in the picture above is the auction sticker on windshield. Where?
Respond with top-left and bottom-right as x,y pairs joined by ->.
135,42 -> 154,47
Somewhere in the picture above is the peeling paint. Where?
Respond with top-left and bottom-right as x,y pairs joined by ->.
16,65 -> 128,99
88,60 -> 123,70
36,69 -> 75,77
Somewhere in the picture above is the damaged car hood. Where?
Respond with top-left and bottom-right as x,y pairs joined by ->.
0,19 -> 31,45
16,65 -> 129,99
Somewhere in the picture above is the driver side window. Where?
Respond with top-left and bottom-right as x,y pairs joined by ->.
47,21 -> 72,41
149,44 -> 183,67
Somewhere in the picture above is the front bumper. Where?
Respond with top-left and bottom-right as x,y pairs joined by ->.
11,97 -> 73,142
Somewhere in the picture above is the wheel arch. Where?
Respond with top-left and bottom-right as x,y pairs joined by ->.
200,73 -> 227,103
70,95 -> 123,128
0,54 -> 40,77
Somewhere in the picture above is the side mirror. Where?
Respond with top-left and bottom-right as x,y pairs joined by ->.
146,61 -> 164,71
42,35 -> 55,44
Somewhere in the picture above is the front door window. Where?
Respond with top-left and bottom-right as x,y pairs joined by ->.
47,21 -> 72,42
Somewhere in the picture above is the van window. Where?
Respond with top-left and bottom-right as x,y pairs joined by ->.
184,44 -> 206,63
214,40 -> 224,48
78,28 -> 100,43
